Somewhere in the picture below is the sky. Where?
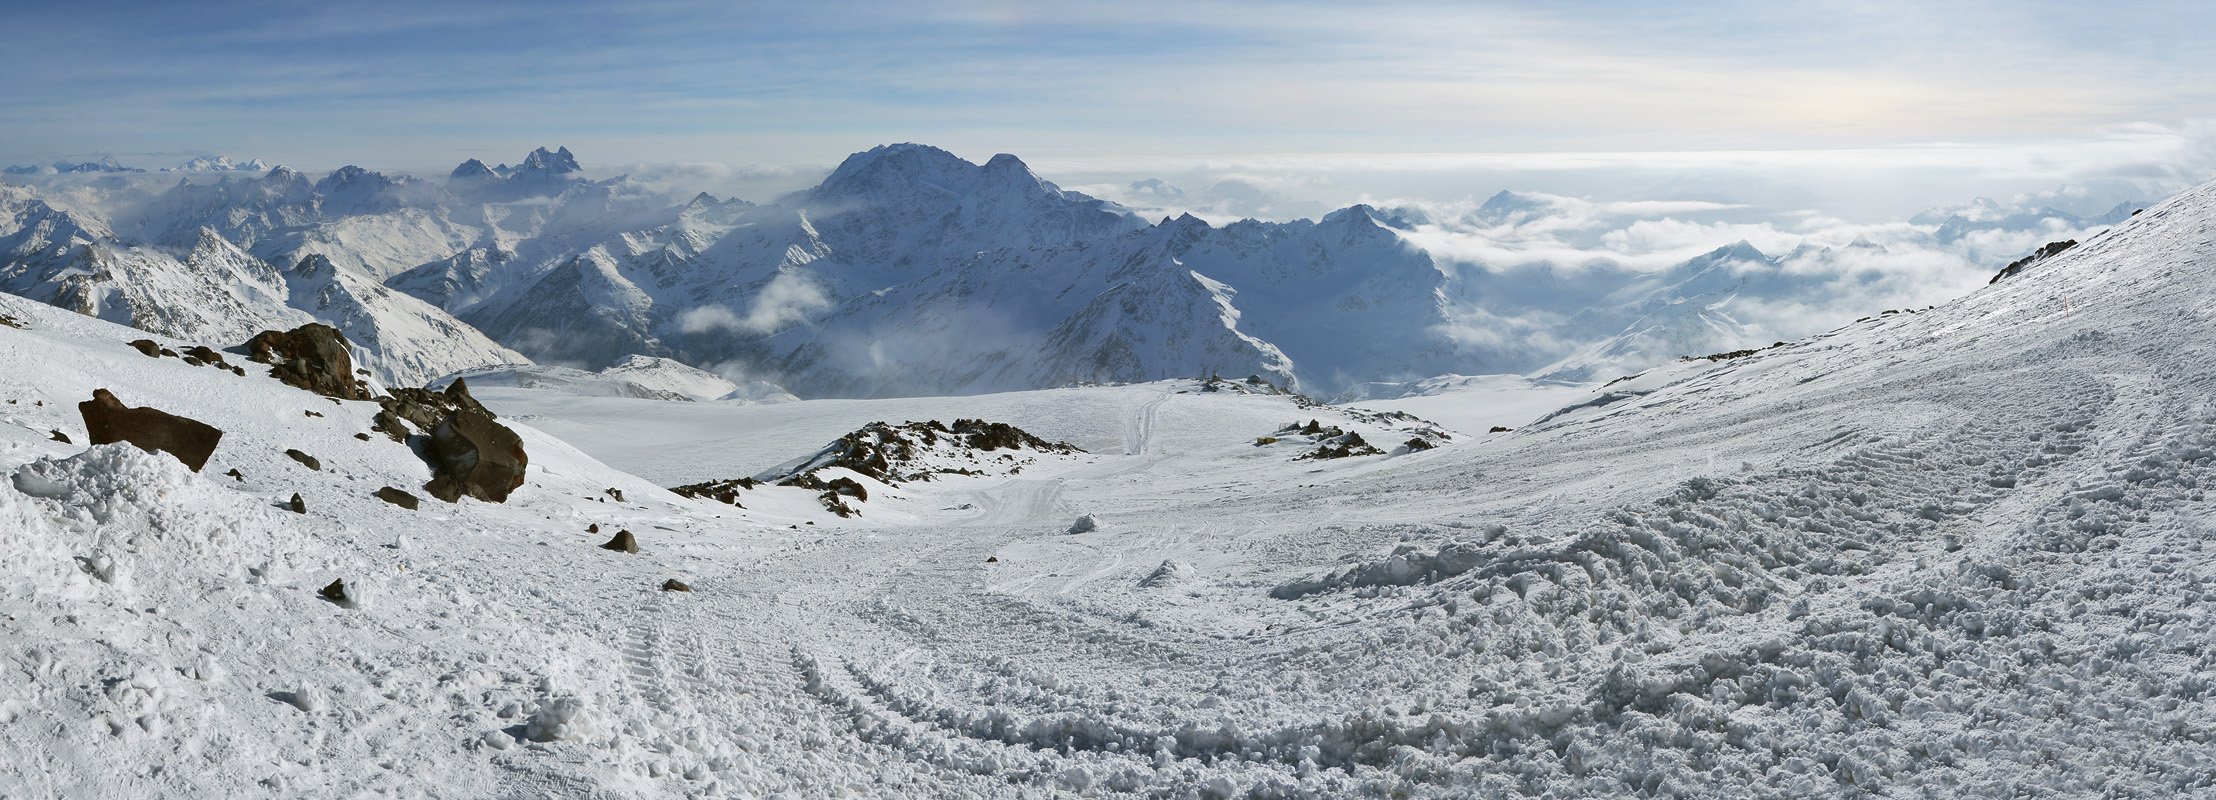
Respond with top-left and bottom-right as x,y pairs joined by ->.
3,0 -> 2215,218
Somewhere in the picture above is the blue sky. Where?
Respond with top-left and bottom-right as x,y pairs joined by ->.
4,1 -> 2213,214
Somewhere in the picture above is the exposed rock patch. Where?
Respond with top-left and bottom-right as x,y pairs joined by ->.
1300,431 -> 1383,460
601,530 -> 637,553
319,579 -> 352,607
77,388 -> 223,472
671,477 -> 756,507
421,409 -> 528,503
378,379 -> 493,433
374,487 -> 419,510
241,324 -> 372,400
284,449 -> 321,471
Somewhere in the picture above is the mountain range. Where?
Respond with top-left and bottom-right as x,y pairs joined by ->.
0,144 -> 2154,397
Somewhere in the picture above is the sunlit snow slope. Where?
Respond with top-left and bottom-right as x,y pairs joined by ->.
5,178 -> 2216,797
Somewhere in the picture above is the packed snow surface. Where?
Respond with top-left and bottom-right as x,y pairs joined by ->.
5,178 -> 2216,797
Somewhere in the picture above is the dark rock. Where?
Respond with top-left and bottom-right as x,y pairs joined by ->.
1489,426 -> 1512,433
128,339 -> 161,358
304,410 -> 322,418
224,468 -> 244,481
77,389 -> 223,472
985,556 -> 999,564
421,409 -> 527,503
824,476 -> 868,502
1991,239 -> 2079,284
0,312 -> 20,328
370,410 -> 411,442
660,579 -> 691,592
241,324 -> 372,400
671,477 -> 755,507
284,449 -> 321,471
1403,437 -> 1436,452
376,379 -> 494,437
605,487 -> 625,502
353,432 -> 371,441
601,530 -> 637,553
286,493 -> 306,514
374,487 -> 419,510
587,523 -> 600,533
319,579 -> 351,606
48,429 -> 69,443
819,492 -> 859,518
182,345 -> 232,370
1299,431 -> 1382,460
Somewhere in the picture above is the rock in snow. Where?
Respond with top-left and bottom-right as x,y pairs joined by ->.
242,323 -> 372,400
76,388 -> 224,472
421,408 -> 528,503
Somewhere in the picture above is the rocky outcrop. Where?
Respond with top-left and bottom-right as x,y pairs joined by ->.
242,324 -> 372,400
77,389 -> 224,472
421,408 -> 528,503
377,378 -> 493,432
672,477 -> 755,507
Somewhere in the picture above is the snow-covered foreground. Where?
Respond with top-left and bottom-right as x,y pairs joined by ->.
6,180 -> 2216,797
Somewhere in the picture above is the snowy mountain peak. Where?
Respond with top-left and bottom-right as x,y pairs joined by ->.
1703,239 -> 1769,263
517,146 -> 580,175
810,143 -> 982,201
289,253 -> 337,279
172,155 -> 270,172
1470,189 -> 1549,226
449,158 -> 496,180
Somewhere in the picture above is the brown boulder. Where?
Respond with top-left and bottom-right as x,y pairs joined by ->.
128,339 -> 161,358
284,449 -> 321,471
660,579 -> 691,592
374,487 -> 420,510
285,493 -> 306,514
241,324 -> 372,401
77,389 -> 223,472
421,409 -> 529,503
601,530 -> 637,553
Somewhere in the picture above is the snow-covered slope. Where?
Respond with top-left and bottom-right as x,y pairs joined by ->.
0,179 -> 527,387
8,174 -> 2216,796
433,355 -> 786,403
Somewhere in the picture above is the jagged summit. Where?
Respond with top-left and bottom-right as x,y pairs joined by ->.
517,146 -> 580,175
445,147 -> 589,199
